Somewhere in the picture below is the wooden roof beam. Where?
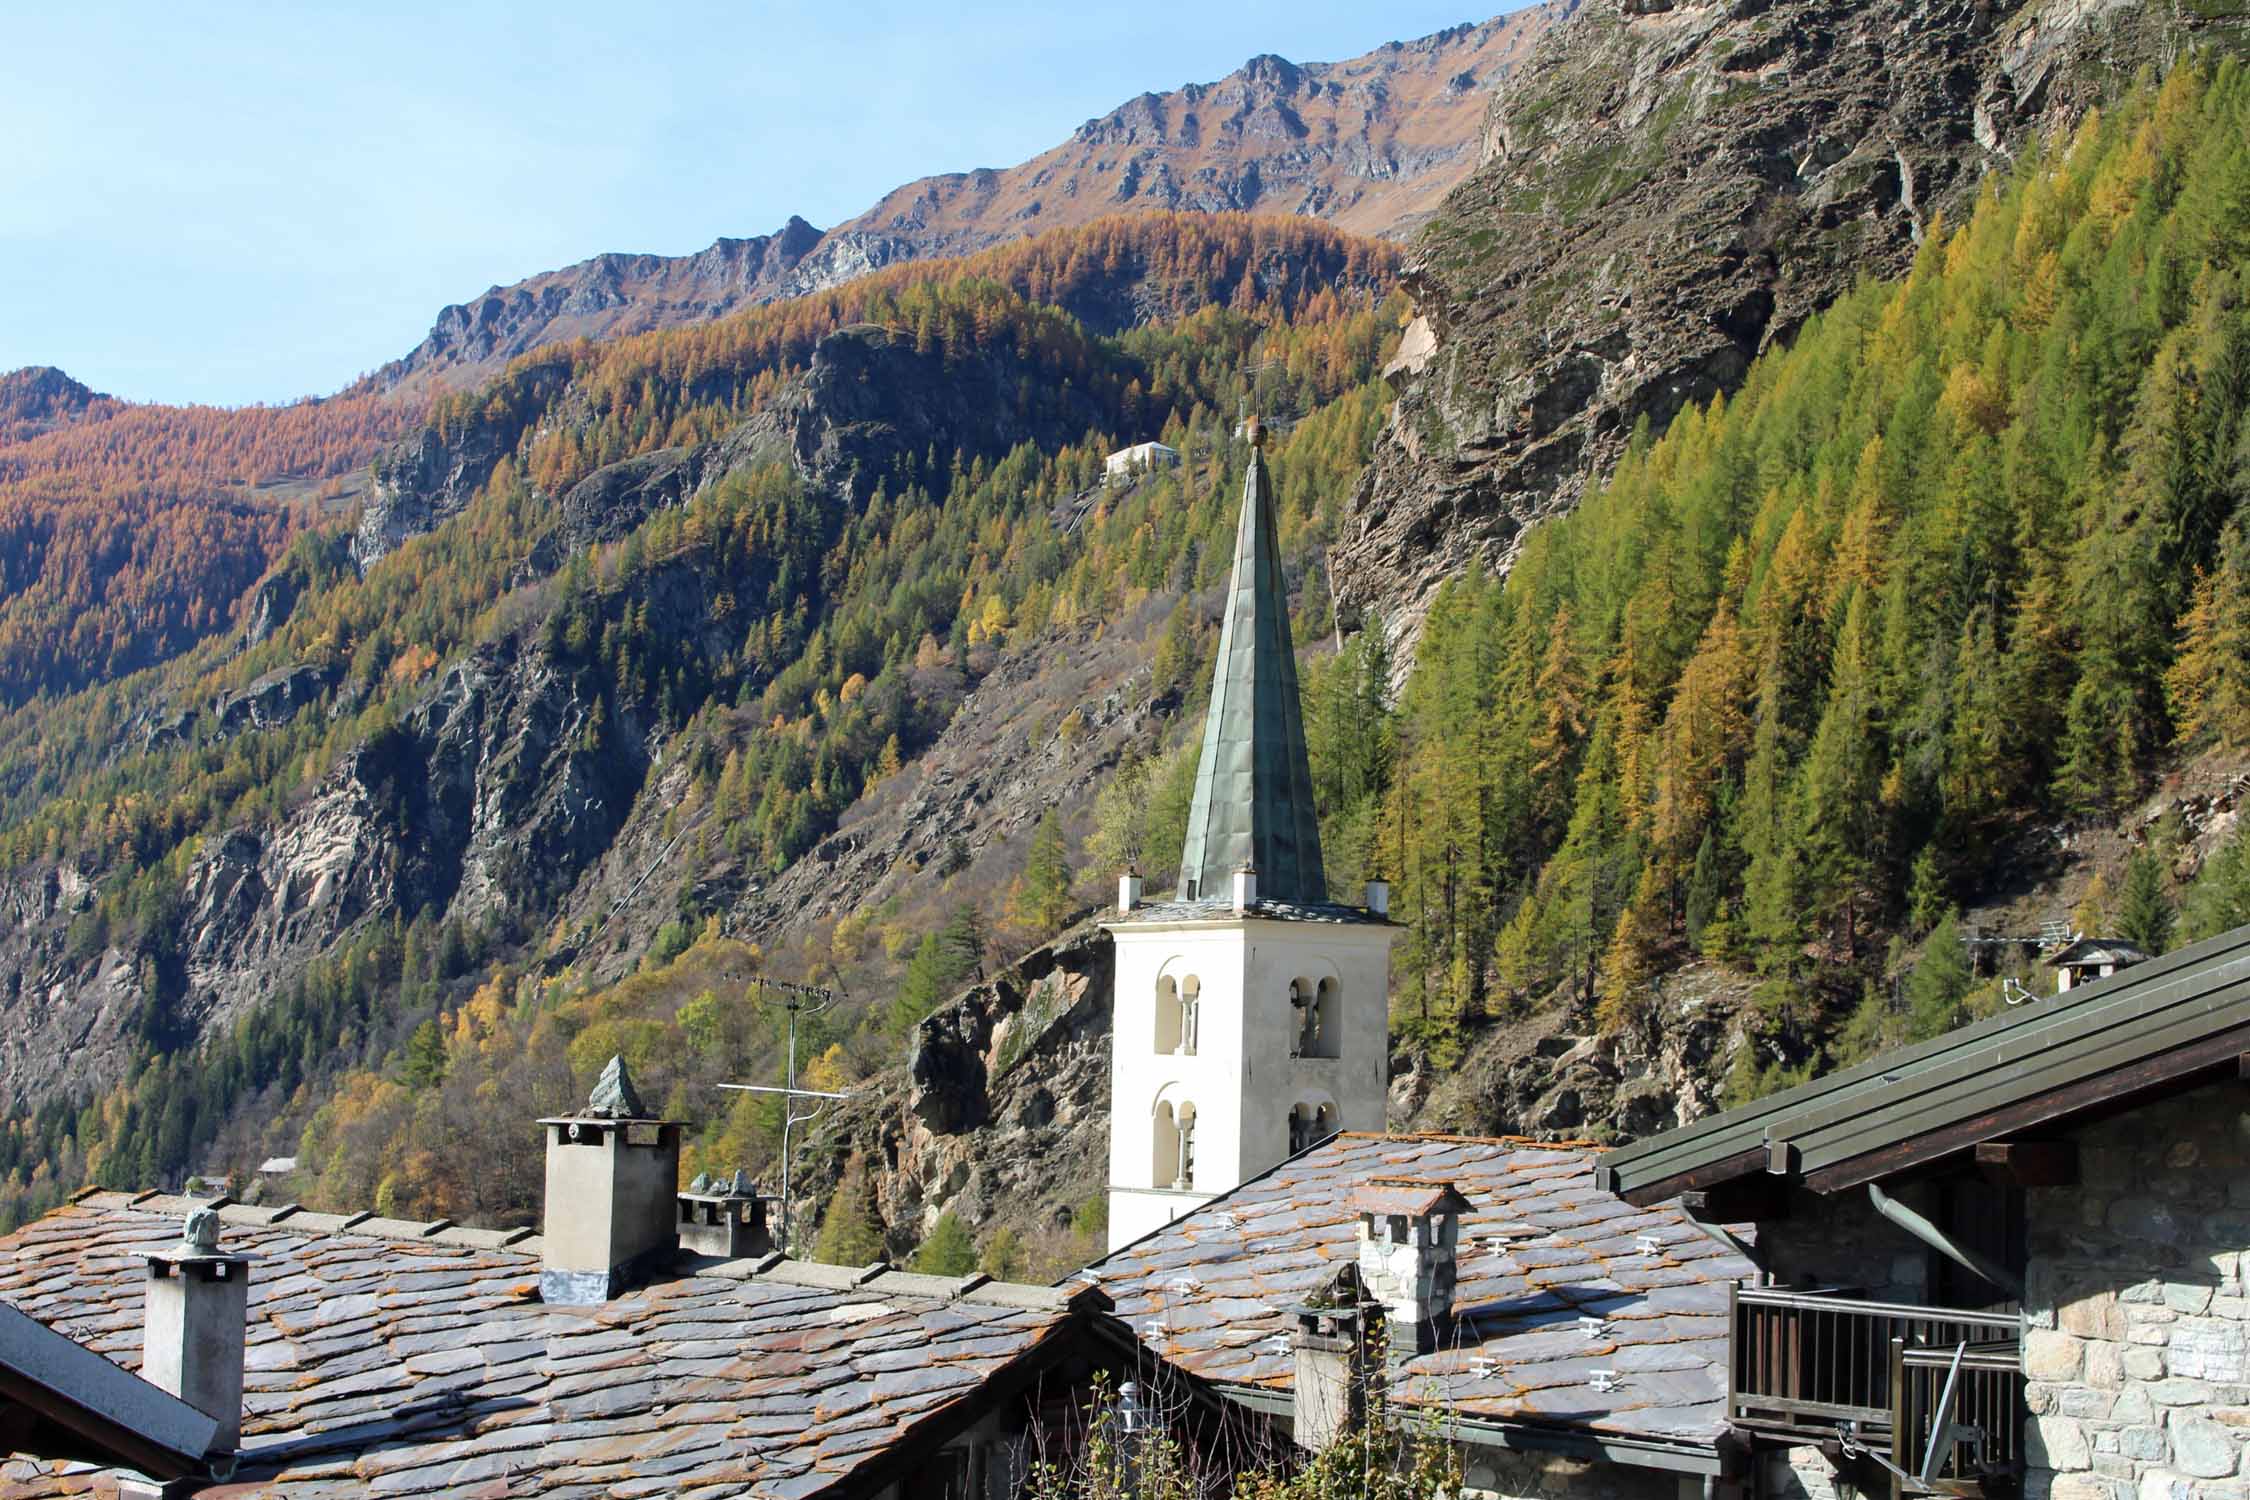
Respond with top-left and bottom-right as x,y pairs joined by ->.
1974,1140 -> 2077,1188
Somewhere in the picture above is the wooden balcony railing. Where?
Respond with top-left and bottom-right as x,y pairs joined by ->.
1730,1286 -> 2025,1495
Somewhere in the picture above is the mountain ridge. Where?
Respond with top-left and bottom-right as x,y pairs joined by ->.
371,10 -> 1560,395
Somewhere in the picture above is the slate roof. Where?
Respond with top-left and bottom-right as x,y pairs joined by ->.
1089,1133 -> 1757,1454
1174,426 -> 1328,907
0,1193 -> 1115,1499
1600,922 -> 2250,1204
2044,937 -> 2151,970
0,1298 -> 217,1482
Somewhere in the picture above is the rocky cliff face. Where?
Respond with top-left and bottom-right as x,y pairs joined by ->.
1335,0 -> 2232,637
374,12 -> 1557,395
0,300 -> 1150,1119
0,634 -> 640,1110
357,317 -> 1118,571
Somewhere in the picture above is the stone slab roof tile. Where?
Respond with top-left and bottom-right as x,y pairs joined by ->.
0,1200 -> 1099,1498
1089,1132 -> 1755,1448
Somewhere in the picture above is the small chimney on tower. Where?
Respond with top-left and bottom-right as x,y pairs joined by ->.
539,1056 -> 682,1304
1363,877 -> 1390,917
142,1207 -> 250,1453
1351,1178 -> 1474,1358
1233,863 -> 1258,915
1118,870 -> 1144,914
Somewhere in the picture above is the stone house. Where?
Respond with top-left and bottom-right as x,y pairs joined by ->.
1093,1129 -> 1761,1499
0,1060 -> 1220,1499
1601,925 -> 2250,1500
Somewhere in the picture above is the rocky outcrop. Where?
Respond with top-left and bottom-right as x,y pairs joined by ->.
211,664 -> 336,736
0,367 -> 111,443
0,634 -> 650,1106
801,925 -> 1119,1251
374,13 -> 1559,395
367,319 -> 1125,571
1336,0 -> 2235,639
355,359 -> 568,568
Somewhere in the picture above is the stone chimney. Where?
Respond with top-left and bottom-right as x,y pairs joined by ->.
143,1207 -> 250,1452
1363,878 -> 1390,917
1291,1261 -> 1380,1452
1233,863 -> 1258,915
1352,1178 -> 1474,1357
676,1169 -> 772,1259
1118,871 -> 1144,913
538,1056 -> 682,1305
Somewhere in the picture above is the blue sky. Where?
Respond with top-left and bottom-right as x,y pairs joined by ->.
3,3 -> 1497,407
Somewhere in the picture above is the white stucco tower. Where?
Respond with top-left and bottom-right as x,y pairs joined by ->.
1103,418 -> 1400,1252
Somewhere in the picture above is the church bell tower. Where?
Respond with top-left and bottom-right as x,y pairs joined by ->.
1103,418 -> 1400,1252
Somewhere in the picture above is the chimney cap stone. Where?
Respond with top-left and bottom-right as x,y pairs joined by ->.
585,1055 -> 646,1118
1351,1178 -> 1475,1219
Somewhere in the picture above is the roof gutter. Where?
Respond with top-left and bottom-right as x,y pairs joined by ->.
1866,1181 -> 2022,1300
1214,1384 -> 1732,1477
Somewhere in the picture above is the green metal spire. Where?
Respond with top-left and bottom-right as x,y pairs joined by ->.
1176,420 -> 1327,905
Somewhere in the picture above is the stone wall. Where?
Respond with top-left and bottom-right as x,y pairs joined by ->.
1761,1183 -> 1931,1303
2023,1080 -> 2250,1500
1459,1447 -> 1693,1500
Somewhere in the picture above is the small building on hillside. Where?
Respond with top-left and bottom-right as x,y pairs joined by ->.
2043,936 -> 2151,992
1093,1130 -> 1760,1499
0,1060 -> 1202,1499
1102,440 -> 1179,483
1601,924 -> 2250,1500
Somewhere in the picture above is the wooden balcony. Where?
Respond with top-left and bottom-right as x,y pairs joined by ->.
1730,1286 -> 2026,1497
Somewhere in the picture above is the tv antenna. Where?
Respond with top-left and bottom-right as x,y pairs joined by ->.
718,979 -> 852,1256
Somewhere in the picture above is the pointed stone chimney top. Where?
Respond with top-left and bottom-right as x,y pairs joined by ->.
584,1055 -> 647,1118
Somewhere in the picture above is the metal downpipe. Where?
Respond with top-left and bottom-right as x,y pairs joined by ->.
1866,1181 -> 2023,1300
1691,1216 -> 1759,1268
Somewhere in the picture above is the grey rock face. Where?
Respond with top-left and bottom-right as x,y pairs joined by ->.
1336,0 -> 2231,643
354,360 -> 569,569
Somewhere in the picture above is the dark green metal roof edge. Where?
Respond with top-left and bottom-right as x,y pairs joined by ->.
1599,922 -> 2250,1203
1175,438 -> 1327,905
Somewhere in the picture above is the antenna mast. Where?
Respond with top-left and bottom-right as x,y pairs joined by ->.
718,978 -> 851,1256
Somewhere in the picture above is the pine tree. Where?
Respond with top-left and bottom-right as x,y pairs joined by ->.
813,1155 -> 886,1266
2118,851 -> 2178,956
910,1209 -> 978,1275
2166,522 -> 2250,748
1793,587 -> 1887,957
2184,827 -> 2250,942
1905,912 -> 1975,1039
1007,810 -> 1075,939
401,1020 -> 447,1091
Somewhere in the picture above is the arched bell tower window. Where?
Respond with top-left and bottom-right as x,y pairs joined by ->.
1288,1097 -> 1340,1155
1155,974 -> 1200,1056
1153,1096 -> 1198,1190
1310,977 -> 1339,1059
1291,977 -> 1341,1060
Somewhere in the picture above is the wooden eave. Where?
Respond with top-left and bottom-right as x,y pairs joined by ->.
1597,925 -> 2250,1206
